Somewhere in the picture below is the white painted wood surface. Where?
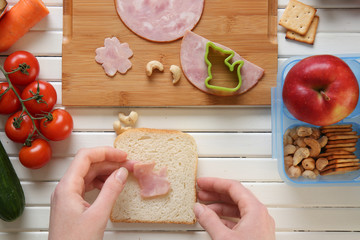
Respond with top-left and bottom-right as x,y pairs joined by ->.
1,0 -> 360,239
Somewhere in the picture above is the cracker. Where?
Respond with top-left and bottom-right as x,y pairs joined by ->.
325,147 -> 356,153
327,134 -> 359,140
0,0 -> 7,10
320,166 -> 360,176
318,150 -> 354,157
321,127 -> 353,134
327,154 -> 357,160
285,15 -> 319,45
279,0 -> 317,35
325,142 -> 357,149
328,159 -> 359,165
320,124 -> 353,130
327,139 -> 358,144
321,162 -> 360,172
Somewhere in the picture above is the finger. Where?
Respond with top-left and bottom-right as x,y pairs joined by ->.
207,203 -> 240,218
84,161 -> 122,189
66,147 -> 128,181
197,189 -> 233,204
197,177 -> 261,214
221,218 -> 238,229
84,160 -> 137,192
193,203 -> 231,239
88,167 -> 128,220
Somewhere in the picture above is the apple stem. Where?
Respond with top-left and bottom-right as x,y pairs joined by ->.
320,91 -> 330,101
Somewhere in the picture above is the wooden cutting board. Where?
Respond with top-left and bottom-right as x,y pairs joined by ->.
62,0 -> 278,106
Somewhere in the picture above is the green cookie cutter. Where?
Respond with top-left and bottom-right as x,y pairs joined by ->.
204,41 -> 244,93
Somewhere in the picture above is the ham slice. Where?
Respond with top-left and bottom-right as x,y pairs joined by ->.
180,31 -> 264,96
115,0 -> 204,42
95,37 -> 133,76
133,162 -> 171,198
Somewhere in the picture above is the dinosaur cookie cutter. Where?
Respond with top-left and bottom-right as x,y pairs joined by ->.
204,41 -> 244,93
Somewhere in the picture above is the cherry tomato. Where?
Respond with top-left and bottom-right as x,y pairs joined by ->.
40,109 -> 73,141
0,82 -> 21,114
4,51 -> 40,86
21,80 -> 57,115
19,138 -> 52,169
5,111 -> 37,143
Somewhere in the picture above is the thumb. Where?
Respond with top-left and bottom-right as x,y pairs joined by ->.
194,203 -> 230,239
89,167 -> 128,219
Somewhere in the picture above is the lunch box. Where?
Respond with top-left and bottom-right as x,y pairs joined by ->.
271,54 -> 360,186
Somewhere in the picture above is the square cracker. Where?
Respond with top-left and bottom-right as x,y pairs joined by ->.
279,0 -> 317,35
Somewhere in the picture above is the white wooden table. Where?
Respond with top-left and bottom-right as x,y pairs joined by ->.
1,0 -> 360,239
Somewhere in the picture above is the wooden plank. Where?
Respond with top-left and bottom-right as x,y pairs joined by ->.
2,231 -> 360,240
6,0 -> 62,6
22,181 -> 360,207
65,107 -> 272,131
0,57 -> 62,81
1,132 -> 272,158
0,32 -> 62,56
0,106 -> 272,132
2,207 -> 360,231
278,33 -> 360,57
62,0 -> 278,106
278,0 -> 360,9
14,157 -> 278,181
278,9 -> 360,33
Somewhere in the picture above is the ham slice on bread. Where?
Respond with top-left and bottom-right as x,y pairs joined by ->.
133,162 -> 171,198
180,31 -> 264,96
111,128 -> 198,224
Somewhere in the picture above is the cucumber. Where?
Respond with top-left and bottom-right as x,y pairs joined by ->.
0,139 -> 25,222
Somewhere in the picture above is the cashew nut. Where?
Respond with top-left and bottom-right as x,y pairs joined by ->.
311,127 -> 321,139
296,126 -> 313,137
146,60 -> 164,76
304,138 -> 321,157
170,65 -> 181,84
284,144 -> 297,156
302,170 -> 317,179
284,156 -> 293,169
118,111 -> 138,126
293,147 -> 310,166
317,135 -> 328,148
289,128 -> 299,140
294,137 -> 306,148
288,165 -> 302,178
302,158 -> 315,170
316,158 -> 328,171
113,120 -> 123,135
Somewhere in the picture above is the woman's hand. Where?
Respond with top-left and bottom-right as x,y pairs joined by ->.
194,177 -> 275,240
49,147 -> 132,240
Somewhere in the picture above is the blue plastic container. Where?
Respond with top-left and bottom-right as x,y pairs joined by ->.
271,55 -> 360,186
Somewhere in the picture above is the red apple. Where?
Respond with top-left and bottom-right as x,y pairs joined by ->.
282,55 -> 359,126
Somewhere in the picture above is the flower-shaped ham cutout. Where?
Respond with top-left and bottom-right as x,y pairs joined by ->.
95,37 -> 133,77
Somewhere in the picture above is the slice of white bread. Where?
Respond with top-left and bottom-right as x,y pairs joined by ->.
111,128 -> 198,224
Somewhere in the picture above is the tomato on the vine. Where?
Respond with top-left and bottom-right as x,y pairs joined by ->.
0,82 -> 21,114
19,138 -> 52,169
4,51 -> 40,86
21,80 -> 57,115
40,109 -> 73,141
5,111 -> 38,143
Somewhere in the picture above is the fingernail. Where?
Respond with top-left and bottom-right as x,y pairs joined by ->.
193,202 -> 205,218
115,167 -> 128,184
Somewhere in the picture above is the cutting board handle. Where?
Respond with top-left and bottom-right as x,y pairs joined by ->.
63,0 -> 73,44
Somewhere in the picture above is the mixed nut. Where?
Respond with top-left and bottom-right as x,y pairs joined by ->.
283,124 -> 360,179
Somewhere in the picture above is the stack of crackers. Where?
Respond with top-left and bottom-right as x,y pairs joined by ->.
279,0 -> 319,45
318,124 -> 360,176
